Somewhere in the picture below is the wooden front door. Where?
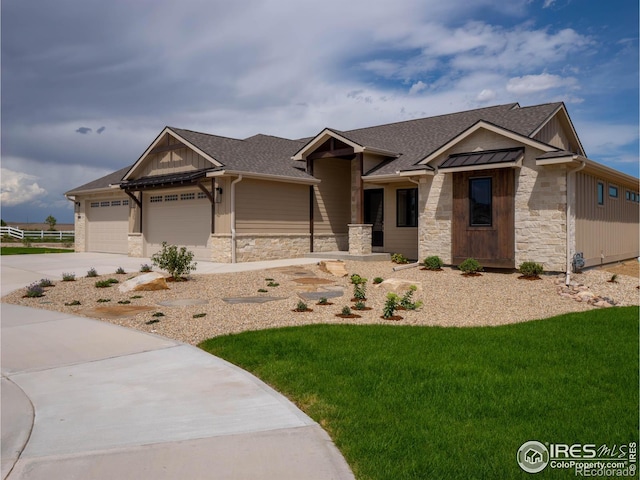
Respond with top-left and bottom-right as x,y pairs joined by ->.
452,168 -> 515,268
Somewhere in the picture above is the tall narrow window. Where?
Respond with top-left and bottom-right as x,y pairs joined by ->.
396,188 -> 418,227
469,178 -> 492,226
597,182 -> 604,205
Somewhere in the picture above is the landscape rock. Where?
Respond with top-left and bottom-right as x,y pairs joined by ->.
118,272 -> 169,293
318,260 -> 348,277
375,278 -> 422,293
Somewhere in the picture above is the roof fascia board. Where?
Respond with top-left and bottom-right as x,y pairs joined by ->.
581,158 -> 640,186
361,174 -> 408,183
206,170 -> 320,185
418,121 -> 557,166
529,103 -> 586,157
397,169 -> 435,177
362,146 -> 401,158
292,129 -> 364,160
123,127 -> 223,181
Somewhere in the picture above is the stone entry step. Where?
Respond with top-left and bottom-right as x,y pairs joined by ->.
303,252 -> 390,262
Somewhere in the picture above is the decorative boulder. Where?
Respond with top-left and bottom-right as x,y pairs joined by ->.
318,260 -> 348,277
118,272 -> 169,293
375,278 -> 422,293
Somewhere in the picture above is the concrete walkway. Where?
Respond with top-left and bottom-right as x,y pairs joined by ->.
1,253 -> 354,480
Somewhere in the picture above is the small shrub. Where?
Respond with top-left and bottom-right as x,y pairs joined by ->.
459,258 -> 482,274
353,301 -> 366,310
152,312 -> 165,317
258,288 -> 269,293
265,278 -> 275,282
117,300 -> 131,304
140,264 -> 152,273
295,300 -> 309,312
25,283 -> 44,298
193,313 -> 207,318
95,280 -> 113,288
350,274 -> 365,284
351,274 -> 367,301
107,278 -> 119,284
145,319 -> 160,325
130,295 -> 143,299
382,293 -> 400,319
400,285 -> 422,310
341,306 -> 352,316
64,300 -> 81,306
609,274 -> 619,284
267,281 -> 280,287
62,272 -> 76,282
150,242 -> 197,281
87,267 -> 98,278
423,256 -> 444,271
39,278 -> 54,287
97,298 -> 111,303
373,277 -> 384,284
318,297 -> 329,305
391,253 -> 409,264
115,267 -> 126,274
519,261 -> 544,278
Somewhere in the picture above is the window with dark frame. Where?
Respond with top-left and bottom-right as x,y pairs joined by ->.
597,182 -> 604,205
469,177 -> 492,226
609,185 -> 618,198
396,188 -> 418,227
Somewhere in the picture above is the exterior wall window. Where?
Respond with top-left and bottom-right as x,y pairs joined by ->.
197,192 -> 208,199
164,194 -> 178,202
180,193 -> 195,200
469,177 -> 492,226
396,188 -> 418,227
626,190 -> 631,200
111,200 -> 121,206
609,185 -> 618,198
597,182 -> 604,205
123,199 -> 129,206
100,201 -> 110,207
150,195 -> 163,203
90,202 -> 100,208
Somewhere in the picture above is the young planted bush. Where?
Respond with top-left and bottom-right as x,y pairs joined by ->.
140,264 -> 153,273
39,278 -> 54,287
519,261 -> 544,278
391,253 -> 409,264
150,242 -> 197,281
62,272 -> 76,282
351,274 -> 367,301
115,267 -> 126,274
86,267 -> 98,278
400,285 -> 423,310
459,258 -> 482,275
317,297 -> 330,305
373,277 -> 384,284
95,278 -> 119,288
353,300 -> 366,311
382,293 -> 400,319
25,283 -> 44,298
295,300 -> 310,312
341,306 -> 352,316
423,256 -> 444,271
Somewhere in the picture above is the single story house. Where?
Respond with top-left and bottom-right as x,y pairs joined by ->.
66,101 -> 639,272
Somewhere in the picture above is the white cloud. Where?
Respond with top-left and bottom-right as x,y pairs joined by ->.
476,89 -> 497,102
506,73 -> 577,94
0,168 -> 47,206
409,81 -> 428,95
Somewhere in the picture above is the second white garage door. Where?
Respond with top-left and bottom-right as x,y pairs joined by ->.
143,190 -> 211,261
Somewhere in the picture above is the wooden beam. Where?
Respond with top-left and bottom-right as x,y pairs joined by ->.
197,182 -> 214,203
308,158 -> 314,253
124,190 -> 142,208
357,152 -> 364,224
308,147 -> 355,160
211,179 -> 215,234
149,142 -> 187,155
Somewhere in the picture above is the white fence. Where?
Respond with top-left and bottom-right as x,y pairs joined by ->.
1,226 -> 75,240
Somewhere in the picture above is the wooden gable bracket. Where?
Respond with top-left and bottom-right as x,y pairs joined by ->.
197,182 -> 214,203
124,190 -> 142,208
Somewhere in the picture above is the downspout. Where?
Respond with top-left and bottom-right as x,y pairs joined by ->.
230,175 -> 243,263
565,160 -> 586,285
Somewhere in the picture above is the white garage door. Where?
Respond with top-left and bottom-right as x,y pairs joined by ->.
87,198 -> 129,254
144,190 -> 211,261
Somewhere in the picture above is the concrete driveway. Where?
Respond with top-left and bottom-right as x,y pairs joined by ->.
1,253 -> 353,480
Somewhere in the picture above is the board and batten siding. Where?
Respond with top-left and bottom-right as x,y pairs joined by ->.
235,179 -> 308,234
312,158 -> 351,234
137,140 -> 211,178
532,114 -> 578,152
575,172 -> 639,267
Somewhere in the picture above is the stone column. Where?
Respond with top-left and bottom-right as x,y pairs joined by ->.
348,224 -> 373,255
74,201 -> 87,252
210,234 -> 232,263
128,233 -> 143,257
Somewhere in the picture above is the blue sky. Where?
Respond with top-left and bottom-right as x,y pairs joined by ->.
1,0 -> 638,224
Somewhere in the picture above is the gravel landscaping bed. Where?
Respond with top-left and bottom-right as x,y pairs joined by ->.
3,261 -> 638,345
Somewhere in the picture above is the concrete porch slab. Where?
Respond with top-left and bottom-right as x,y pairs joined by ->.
304,251 -> 391,262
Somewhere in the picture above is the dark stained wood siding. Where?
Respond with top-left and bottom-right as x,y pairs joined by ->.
452,168 -> 515,268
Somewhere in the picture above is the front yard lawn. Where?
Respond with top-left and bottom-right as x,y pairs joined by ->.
1,247 -> 74,255
200,307 -> 639,480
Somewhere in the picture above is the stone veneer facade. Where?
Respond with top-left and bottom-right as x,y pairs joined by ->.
348,224 -> 373,255
128,233 -> 143,257
418,159 -> 568,272
74,204 -> 87,253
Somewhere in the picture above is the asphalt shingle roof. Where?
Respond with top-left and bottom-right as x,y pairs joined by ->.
67,102 -> 566,193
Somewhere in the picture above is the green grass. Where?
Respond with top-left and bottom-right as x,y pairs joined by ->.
1,247 -> 74,255
199,307 -> 639,480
